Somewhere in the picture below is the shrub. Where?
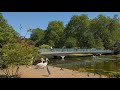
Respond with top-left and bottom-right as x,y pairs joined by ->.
0,40 -> 43,78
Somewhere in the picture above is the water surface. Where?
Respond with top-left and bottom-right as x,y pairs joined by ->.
49,55 -> 120,76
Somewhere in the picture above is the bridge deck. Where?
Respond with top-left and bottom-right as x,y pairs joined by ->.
40,48 -> 113,55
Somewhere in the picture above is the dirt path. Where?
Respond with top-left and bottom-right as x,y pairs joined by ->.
16,65 -> 106,78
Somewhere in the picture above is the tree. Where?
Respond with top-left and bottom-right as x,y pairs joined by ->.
0,40 -> 42,78
30,28 -> 45,47
89,14 -> 120,49
114,41 -> 120,54
44,21 -> 64,47
94,38 -> 104,49
0,13 -> 19,47
83,32 -> 96,48
65,15 -> 89,48
109,15 -> 120,47
102,29 -> 113,49
48,40 -> 55,47
64,37 -> 77,48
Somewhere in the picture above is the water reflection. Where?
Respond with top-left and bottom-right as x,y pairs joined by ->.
49,55 -> 120,75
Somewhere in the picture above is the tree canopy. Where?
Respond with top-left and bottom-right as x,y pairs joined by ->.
30,28 -> 44,47
0,13 -> 19,47
29,14 -> 120,52
0,13 -> 43,77
44,21 -> 64,47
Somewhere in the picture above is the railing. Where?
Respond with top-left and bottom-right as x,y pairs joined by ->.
39,48 -> 113,53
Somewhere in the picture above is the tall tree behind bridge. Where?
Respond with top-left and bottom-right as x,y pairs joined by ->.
30,28 -> 45,47
44,20 -> 64,48
89,14 -> 120,49
65,14 -> 92,48
28,14 -> 120,50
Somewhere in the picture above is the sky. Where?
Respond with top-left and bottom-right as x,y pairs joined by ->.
2,12 -> 120,38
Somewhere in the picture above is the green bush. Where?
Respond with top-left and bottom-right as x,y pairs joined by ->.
0,40 -> 43,78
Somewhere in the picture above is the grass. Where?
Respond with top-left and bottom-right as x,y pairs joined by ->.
98,58 -> 115,61
69,54 -> 93,56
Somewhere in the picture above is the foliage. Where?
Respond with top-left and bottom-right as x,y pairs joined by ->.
30,28 -> 44,47
44,21 -> 64,47
0,13 -> 19,47
28,14 -> 120,50
64,37 -> 77,48
90,14 -> 120,49
65,15 -> 89,48
39,44 -> 50,49
1,12 -> 120,56
114,41 -> 120,54
83,32 -> 96,48
0,40 -> 43,78
94,38 -> 104,49
0,13 -> 44,78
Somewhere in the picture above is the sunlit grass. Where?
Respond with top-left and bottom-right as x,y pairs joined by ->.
98,58 -> 115,60
69,54 -> 92,56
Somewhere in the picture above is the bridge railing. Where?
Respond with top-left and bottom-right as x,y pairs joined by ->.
39,48 -> 113,53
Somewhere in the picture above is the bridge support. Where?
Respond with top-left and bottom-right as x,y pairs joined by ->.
93,54 -> 102,56
61,56 -> 65,61
54,56 -> 58,59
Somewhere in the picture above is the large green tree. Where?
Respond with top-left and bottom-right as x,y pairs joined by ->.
0,13 -> 19,47
83,32 -> 96,48
109,15 -> 120,45
30,28 -> 45,47
44,21 -> 64,47
89,15 -> 120,49
65,14 -> 90,48
64,37 -> 77,48
94,38 -> 104,49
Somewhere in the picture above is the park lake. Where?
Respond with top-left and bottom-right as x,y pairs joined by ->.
49,55 -> 120,77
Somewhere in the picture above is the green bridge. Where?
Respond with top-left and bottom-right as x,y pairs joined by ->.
39,48 -> 113,60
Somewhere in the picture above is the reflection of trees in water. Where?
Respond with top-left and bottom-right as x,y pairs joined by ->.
92,56 -> 97,62
51,56 -> 120,76
56,61 -> 98,70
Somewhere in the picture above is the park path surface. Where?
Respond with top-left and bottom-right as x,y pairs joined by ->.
17,65 -> 106,78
